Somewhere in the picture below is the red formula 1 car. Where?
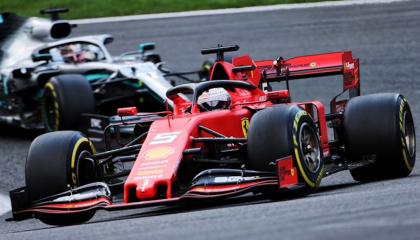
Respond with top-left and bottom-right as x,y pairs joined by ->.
9,45 -> 416,225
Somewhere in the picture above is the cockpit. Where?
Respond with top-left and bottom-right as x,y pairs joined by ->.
42,42 -> 106,64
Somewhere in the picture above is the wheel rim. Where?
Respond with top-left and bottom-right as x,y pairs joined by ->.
77,150 -> 96,186
299,123 -> 321,173
403,111 -> 415,157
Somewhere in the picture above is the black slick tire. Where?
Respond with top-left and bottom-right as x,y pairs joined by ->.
344,93 -> 416,181
42,74 -> 95,131
247,105 -> 324,194
25,131 -> 96,225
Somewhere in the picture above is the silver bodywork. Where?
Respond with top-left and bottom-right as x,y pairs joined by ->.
0,16 -> 172,104
0,14 -> 178,128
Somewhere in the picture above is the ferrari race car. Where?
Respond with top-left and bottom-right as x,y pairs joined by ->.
0,9 -> 209,133
9,45 -> 416,225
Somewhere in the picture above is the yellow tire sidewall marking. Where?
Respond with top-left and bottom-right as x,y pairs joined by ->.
44,82 -> 60,130
293,110 -> 320,188
70,137 -> 92,186
399,98 -> 413,171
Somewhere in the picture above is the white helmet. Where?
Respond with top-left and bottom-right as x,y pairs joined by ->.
197,88 -> 231,111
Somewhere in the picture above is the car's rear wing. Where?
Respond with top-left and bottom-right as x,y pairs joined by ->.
253,51 -> 360,113
203,45 -> 360,112
256,51 -> 359,94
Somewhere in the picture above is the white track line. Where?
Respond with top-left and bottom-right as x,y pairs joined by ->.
72,0 -> 408,25
0,194 -> 11,215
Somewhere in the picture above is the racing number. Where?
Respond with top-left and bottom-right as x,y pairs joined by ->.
150,132 -> 181,145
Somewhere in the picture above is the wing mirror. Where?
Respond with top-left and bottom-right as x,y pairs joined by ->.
117,107 -> 138,117
139,42 -> 155,53
104,36 -> 114,45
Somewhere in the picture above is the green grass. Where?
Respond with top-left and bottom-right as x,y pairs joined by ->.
1,0 -> 337,19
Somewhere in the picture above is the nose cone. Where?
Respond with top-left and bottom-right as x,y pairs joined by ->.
123,116 -> 196,203
136,179 -> 158,200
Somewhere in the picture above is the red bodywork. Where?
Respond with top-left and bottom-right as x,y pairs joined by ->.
12,51 -> 360,218
123,51 -> 359,202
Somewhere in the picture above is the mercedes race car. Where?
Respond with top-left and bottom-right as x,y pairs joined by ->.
0,9 -> 209,133
9,45 -> 416,225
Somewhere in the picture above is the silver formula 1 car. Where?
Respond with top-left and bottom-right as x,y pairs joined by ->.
0,9 -> 210,135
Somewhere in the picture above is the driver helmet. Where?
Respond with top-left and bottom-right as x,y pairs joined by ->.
197,87 -> 231,111
60,44 -> 85,63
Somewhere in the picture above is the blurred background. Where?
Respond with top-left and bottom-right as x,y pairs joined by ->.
1,0 -> 338,19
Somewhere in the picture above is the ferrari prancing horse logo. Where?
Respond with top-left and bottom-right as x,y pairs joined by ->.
241,118 -> 250,137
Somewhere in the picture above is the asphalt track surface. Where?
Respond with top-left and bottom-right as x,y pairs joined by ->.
1,0 -> 420,239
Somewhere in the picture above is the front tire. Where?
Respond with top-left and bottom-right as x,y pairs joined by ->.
344,93 -> 416,181
247,105 -> 324,194
25,131 -> 97,225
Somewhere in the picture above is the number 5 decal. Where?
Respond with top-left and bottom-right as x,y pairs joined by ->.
150,132 -> 181,145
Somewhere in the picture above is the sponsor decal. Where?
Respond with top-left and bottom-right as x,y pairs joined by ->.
140,179 -> 150,192
138,165 -> 166,170
137,169 -> 163,176
345,62 -> 355,70
139,158 -> 168,169
237,89 -> 251,96
310,62 -> 317,68
291,63 -> 309,68
140,159 -> 169,167
144,146 -> 175,161
90,118 -> 102,129
134,174 -> 163,180
213,176 -> 261,183
241,118 -> 250,137
259,96 -> 267,101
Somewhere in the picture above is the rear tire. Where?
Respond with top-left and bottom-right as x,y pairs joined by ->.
199,59 -> 214,81
42,74 -> 95,131
26,131 -> 96,225
247,105 -> 324,194
344,93 -> 416,182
